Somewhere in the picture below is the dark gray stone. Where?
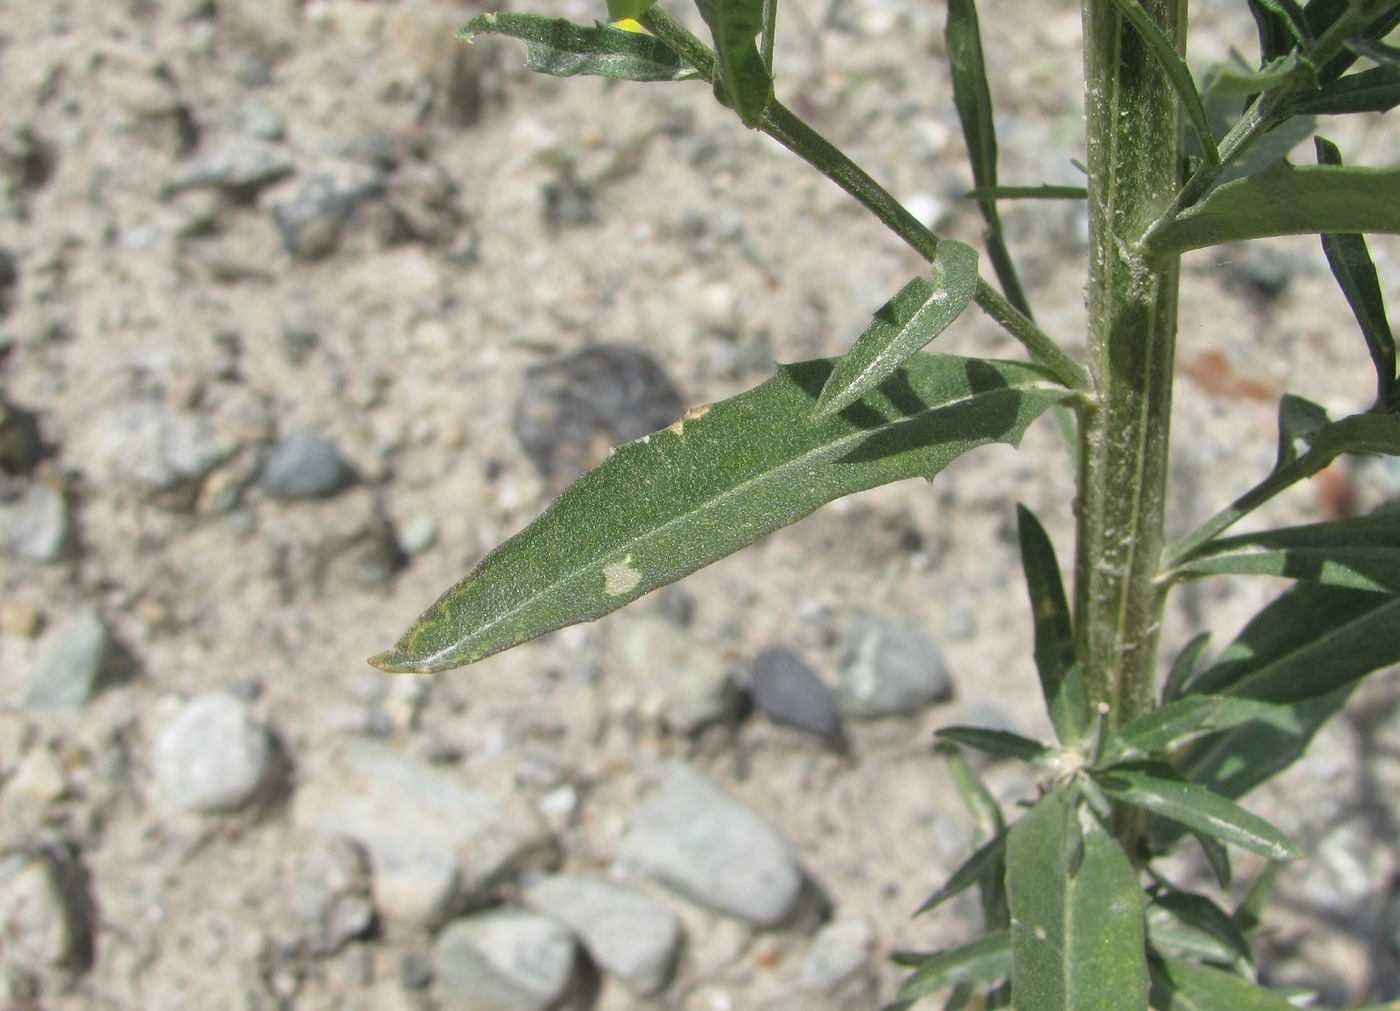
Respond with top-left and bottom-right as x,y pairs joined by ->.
258,429 -> 353,499
0,397 -> 43,475
750,647 -> 845,750
513,345 -> 684,489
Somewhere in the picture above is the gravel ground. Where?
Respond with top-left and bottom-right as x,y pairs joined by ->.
1,0 -> 1398,1008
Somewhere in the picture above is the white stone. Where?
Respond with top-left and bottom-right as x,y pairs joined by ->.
153,693 -> 272,812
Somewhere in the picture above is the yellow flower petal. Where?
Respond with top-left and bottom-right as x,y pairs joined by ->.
611,18 -> 645,33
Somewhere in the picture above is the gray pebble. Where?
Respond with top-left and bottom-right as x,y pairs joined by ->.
284,837 -> 374,956
0,848 -> 90,973
513,344 -> 684,490
22,605 -> 109,710
258,429 -> 353,499
750,647 -> 845,750
523,875 -> 680,995
621,759 -> 803,927
171,138 -> 294,193
267,162 -> 384,260
837,618 -> 953,719
93,401 -> 229,497
433,908 -> 579,1011
153,692 -> 273,813
798,920 -> 873,991
0,480 -> 68,561
293,741 -> 548,926
0,397 -> 42,474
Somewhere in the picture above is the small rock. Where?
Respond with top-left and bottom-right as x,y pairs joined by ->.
92,401 -> 229,499
8,743 -> 68,804
798,920 -> 873,991
170,138 -> 294,194
0,480 -> 69,561
433,908 -> 579,1011
283,837 -> 374,956
0,246 -> 16,316
0,598 -> 40,637
152,692 -> 273,813
513,345 -> 685,490
621,759 -> 804,927
749,647 -> 845,750
0,849 -> 90,972
836,618 -> 953,719
620,618 -> 735,734
523,875 -> 681,995
266,162 -> 384,260
396,513 -> 438,555
0,398 -> 43,475
258,429 -> 353,499
293,741 -> 548,926
22,605 -> 109,711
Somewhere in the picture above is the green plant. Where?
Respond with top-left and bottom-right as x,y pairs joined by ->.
371,0 -> 1400,1006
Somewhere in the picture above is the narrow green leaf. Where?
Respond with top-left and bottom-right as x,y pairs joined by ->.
1247,0 -> 1311,59
1105,0 -> 1221,162
1307,410 -> 1400,460
893,931 -> 1013,1002
1095,763 -> 1300,860
1233,862 -> 1279,935
1101,696 -> 1296,765
1315,4 -> 1400,85
1349,36 -> 1400,68
459,13 -> 693,82
1192,828 -> 1233,889
815,243 -> 980,419
372,355 -> 1068,673
1274,393 -> 1330,469
1017,504 -> 1087,744
963,185 -> 1088,200
939,741 -> 1009,929
1315,137 -> 1396,405
693,0 -> 773,126
1146,160 -> 1400,256
1284,65 -> 1400,114
946,0 -> 998,194
915,830 -> 1008,917
936,726 -> 1051,763
1146,891 -> 1254,973
1007,790 -> 1149,1011
1161,632 -> 1212,705
1149,956 -> 1301,1010
1173,509 -> 1400,593
1211,50 -> 1318,95
1187,583 -> 1400,703
605,0 -> 658,20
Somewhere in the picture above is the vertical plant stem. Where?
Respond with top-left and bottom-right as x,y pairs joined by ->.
1075,0 -> 1185,758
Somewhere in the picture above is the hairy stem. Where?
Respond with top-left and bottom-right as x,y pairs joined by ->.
1075,0 -> 1186,757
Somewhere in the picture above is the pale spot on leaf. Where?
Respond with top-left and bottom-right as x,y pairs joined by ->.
603,555 -> 642,595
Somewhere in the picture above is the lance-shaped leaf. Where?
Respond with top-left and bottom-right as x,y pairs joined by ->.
1146,890 -> 1254,973
1246,0 -> 1310,60
914,830 -> 1008,917
935,726 -> 1051,763
1018,503 -> 1087,744
1149,956 -> 1301,1010
891,931 -> 1012,1004
1314,3 -> 1400,85
1284,64 -> 1400,114
1094,763 -> 1299,860
1172,509 -> 1400,593
458,13 -> 693,82
1161,632 -> 1212,705
372,355 -> 1068,673
1145,159 -> 1400,256
1007,789 -> 1149,1010
1316,137 -> 1396,405
1101,695 -> 1297,766
938,741 -> 1008,928
693,0 -> 772,126
1211,49 -> 1317,96
815,243 -> 980,418
1349,35 -> 1400,67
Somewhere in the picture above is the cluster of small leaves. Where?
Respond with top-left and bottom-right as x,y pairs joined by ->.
377,0 -> 1400,1007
